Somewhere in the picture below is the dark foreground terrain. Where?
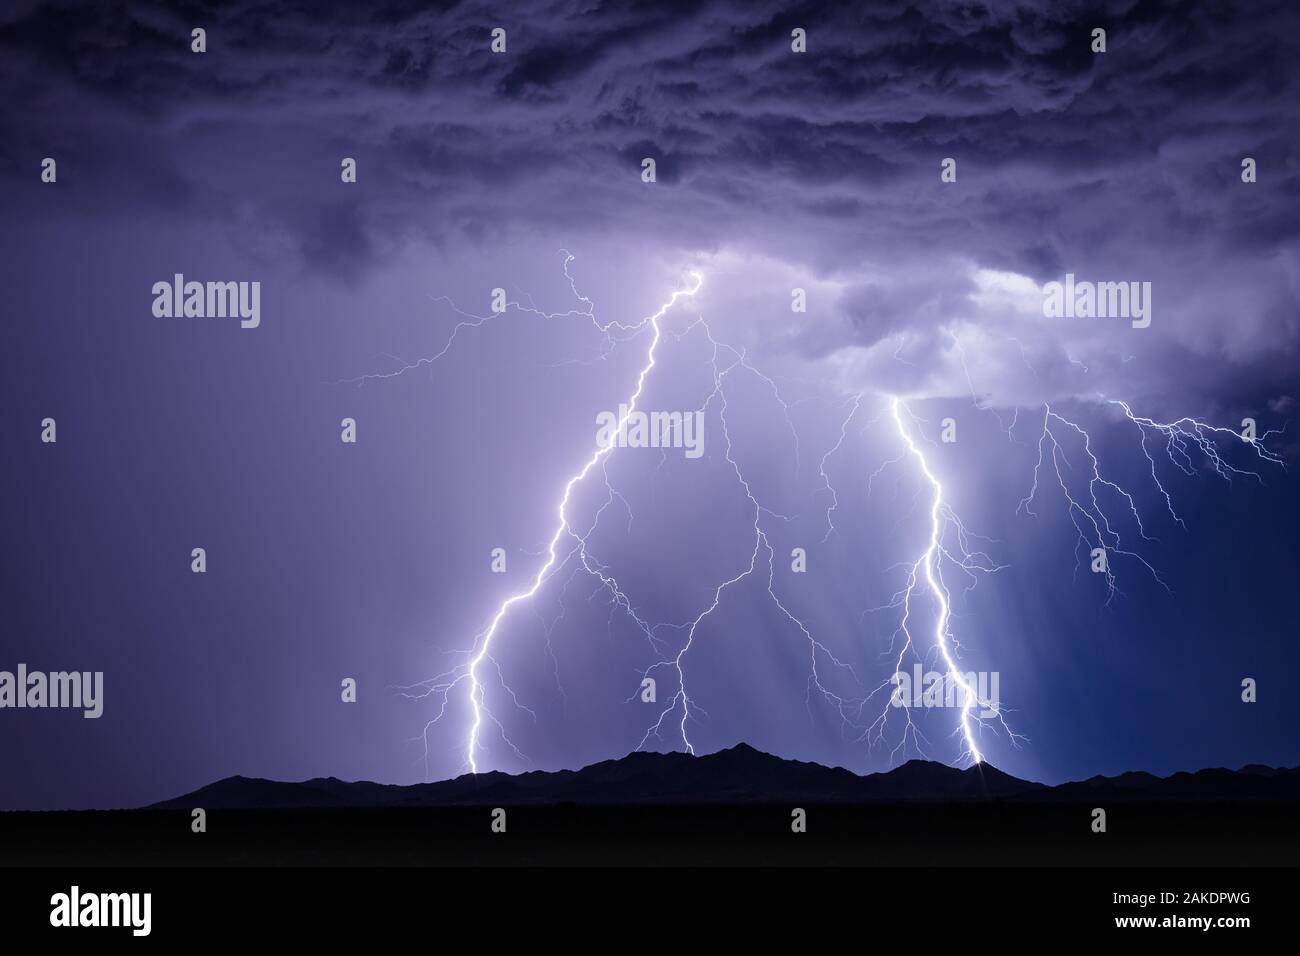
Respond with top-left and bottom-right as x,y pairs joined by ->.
2,800 -> 1297,866
4,745 -> 1298,866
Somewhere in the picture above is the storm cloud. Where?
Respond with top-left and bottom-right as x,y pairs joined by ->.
3,0 -> 1297,409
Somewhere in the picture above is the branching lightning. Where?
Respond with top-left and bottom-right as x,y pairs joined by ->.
864,398 -> 1019,765
399,267 -> 703,774
366,256 -> 1286,781
635,324 -> 861,754
383,258 -> 866,775
1018,398 -> 1285,605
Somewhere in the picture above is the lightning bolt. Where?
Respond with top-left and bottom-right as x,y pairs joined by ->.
385,258 -> 848,777
336,250 -> 646,389
938,333 -> 1285,608
636,320 -> 862,754
382,264 -> 704,776
452,270 -> 704,773
1018,398 -> 1285,605
863,397 -> 1019,765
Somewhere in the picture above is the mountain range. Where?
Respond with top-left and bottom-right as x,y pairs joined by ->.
150,743 -> 1300,809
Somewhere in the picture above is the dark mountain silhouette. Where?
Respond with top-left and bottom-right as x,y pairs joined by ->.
1049,763 -> 1300,801
149,743 -> 1300,809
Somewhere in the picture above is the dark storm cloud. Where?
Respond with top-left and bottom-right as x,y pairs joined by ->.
2,0 -> 1297,399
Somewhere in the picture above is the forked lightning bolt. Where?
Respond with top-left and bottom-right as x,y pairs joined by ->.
451,270 -> 702,772
383,261 -> 860,774
635,324 -> 860,755
867,398 -> 1019,765
1018,398 -> 1285,604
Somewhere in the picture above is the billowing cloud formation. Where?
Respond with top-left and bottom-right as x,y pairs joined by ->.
2,0 -> 1296,409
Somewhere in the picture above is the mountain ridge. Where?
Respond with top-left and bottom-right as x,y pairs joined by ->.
149,743 -> 1300,809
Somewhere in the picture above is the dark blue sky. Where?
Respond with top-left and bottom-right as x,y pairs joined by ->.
1,0 -> 1298,809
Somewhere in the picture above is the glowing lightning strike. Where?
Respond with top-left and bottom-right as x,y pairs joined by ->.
1018,398 -> 1286,605
871,397 -> 1019,766
335,250 -> 648,389
456,271 -> 703,773
385,259 -> 838,776
635,321 -> 861,755
936,334 -> 1286,608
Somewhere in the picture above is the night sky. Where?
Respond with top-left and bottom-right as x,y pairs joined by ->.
2,0 -> 1298,810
